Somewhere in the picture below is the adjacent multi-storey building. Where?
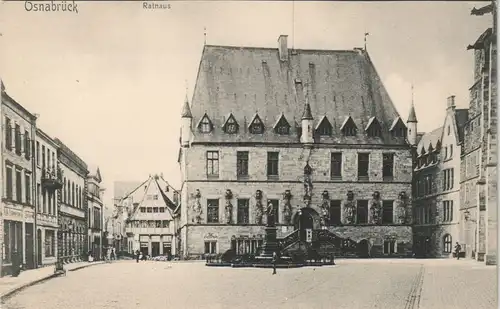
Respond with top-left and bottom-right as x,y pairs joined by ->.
178,36 -> 414,259
461,1 -> 497,264
35,128 -> 62,267
0,80 -> 37,275
55,139 -> 89,262
87,165 -> 104,260
413,96 -> 468,258
120,175 -> 179,257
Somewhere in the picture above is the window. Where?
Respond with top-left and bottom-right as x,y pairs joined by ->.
37,184 -> 41,212
155,220 -> 162,228
199,114 -> 212,133
444,147 -> 448,160
383,153 -> 394,181
153,195 -> 158,200
383,240 -> 396,255
223,115 -> 239,134
159,207 -> 165,213
6,164 -> 13,200
382,200 -> 393,224
443,201 -> 454,222
153,207 -> 159,213
249,115 -> 264,134
42,190 -> 47,213
267,199 -> 279,224
317,117 -> 332,136
330,153 -> 342,179
358,153 -> 369,179
24,130 -> 31,160
357,200 -> 368,224
443,169 -> 454,191
206,151 -> 219,177
14,124 -> 21,155
275,115 -> 290,135
341,117 -> 357,136
15,169 -> 22,203
162,220 -> 169,228
237,199 -> 249,224
207,199 -> 219,223
25,173 -> 31,205
236,151 -> 249,178
366,119 -> 382,137
45,230 -> 55,257
267,152 -> 279,178
329,200 -> 342,225
5,117 -> 12,151
147,207 -> 153,213
36,142 -> 40,165
443,234 -> 452,253
204,241 -> 217,254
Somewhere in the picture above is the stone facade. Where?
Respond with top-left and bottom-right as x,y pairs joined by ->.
87,166 -> 104,260
461,5 -> 497,264
178,36 -> 415,259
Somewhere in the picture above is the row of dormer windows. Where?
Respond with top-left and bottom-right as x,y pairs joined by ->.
197,113 -> 407,138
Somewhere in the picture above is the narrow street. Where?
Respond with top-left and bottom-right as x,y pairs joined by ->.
3,259 -> 496,309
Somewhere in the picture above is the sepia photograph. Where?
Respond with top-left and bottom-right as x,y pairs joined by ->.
0,0 -> 497,308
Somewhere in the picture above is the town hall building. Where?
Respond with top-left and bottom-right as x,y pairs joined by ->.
178,35 -> 415,259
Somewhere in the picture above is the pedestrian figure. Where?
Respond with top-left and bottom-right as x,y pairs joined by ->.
111,247 -> 116,261
136,250 -> 140,263
454,242 -> 462,260
11,250 -> 21,277
272,251 -> 277,275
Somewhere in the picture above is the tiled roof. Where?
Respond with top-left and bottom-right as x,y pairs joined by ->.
454,109 -> 469,143
417,127 -> 443,154
190,44 -> 405,145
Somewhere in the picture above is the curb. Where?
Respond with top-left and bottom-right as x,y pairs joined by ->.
0,262 -> 106,303
0,273 -> 63,303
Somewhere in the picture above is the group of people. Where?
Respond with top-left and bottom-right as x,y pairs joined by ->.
135,250 -> 149,262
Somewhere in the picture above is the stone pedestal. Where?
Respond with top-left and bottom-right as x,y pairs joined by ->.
256,227 -> 278,261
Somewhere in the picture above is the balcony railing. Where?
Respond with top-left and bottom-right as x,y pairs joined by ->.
41,167 -> 63,191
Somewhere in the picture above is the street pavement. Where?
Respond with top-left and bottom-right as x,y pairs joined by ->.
1,259 -> 497,309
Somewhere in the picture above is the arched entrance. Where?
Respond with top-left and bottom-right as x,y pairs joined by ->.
357,239 -> 371,258
292,208 -> 321,240
37,230 -> 43,266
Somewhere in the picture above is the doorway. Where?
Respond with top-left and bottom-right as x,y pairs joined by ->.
37,230 -> 43,266
25,223 -> 34,269
151,242 -> 160,257
357,239 -> 371,258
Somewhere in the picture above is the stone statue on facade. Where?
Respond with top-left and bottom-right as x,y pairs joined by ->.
370,191 -> 382,224
282,190 -> 293,225
192,189 -> 203,224
396,192 -> 408,224
320,190 -> 330,226
342,191 -> 356,224
266,202 -> 275,227
225,189 -> 233,224
303,162 -> 313,206
255,190 -> 264,225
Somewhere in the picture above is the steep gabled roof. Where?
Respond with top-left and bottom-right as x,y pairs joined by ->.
340,116 -> 357,131
365,116 -> 382,131
248,113 -> 264,130
389,117 -> 407,131
417,127 -> 443,155
273,114 -> 291,131
190,44 -> 403,145
315,115 -> 332,131
222,113 -> 239,133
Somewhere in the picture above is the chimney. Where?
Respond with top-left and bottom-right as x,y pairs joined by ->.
447,95 -> 456,110
278,35 -> 288,62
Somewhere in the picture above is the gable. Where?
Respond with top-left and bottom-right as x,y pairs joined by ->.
197,113 -> 214,133
273,114 -> 291,134
315,116 -> 333,136
222,113 -> 239,134
248,113 -> 265,134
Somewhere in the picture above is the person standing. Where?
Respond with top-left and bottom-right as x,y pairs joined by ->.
11,250 -> 21,277
454,242 -> 462,260
136,250 -> 140,263
272,251 -> 277,275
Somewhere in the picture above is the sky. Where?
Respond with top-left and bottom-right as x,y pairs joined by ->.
0,1 -> 492,209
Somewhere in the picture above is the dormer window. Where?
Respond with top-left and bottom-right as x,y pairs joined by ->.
223,113 -> 239,134
249,114 -> 265,134
274,114 -> 291,135
389,117 -> 407,138
365,117 -> 382,137
340,116 -> 357,137
198,113 -> 213,134
316,116 -> 333,136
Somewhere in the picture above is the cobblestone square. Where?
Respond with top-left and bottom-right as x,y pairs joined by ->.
2,259 -> 496,309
